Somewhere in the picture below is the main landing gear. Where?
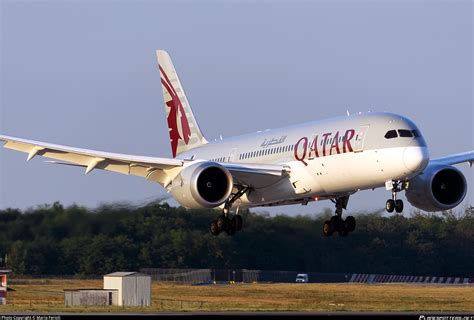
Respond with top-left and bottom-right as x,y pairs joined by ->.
323,195 -> 356,237
210,186 -> 248,237
385,180 -> 406,213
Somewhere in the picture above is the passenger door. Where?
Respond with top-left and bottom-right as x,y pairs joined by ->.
353,125 -> 370,152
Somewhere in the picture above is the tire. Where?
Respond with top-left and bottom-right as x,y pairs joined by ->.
233,215 -> 243,231
386,199 -> 395,213
345,216 -> 356,233
395,199 -> 404,213
330,215 -> 343,232
323,221 -> 333,237
217,217 -> 227,231
210,220 -> 220,236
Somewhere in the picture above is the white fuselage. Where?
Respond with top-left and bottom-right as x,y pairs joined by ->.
178,112 -> 430,209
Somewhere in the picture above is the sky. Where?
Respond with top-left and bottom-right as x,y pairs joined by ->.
0,0 -> 472,216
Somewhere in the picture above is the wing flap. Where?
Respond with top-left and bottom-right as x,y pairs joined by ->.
223,163 -> 291,189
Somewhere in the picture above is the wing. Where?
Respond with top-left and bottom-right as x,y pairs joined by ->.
0,135 -> 291,190
0,135 -> 183,187
430,151 -> 474,167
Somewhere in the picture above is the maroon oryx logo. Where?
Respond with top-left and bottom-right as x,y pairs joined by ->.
160,65 -> 191,158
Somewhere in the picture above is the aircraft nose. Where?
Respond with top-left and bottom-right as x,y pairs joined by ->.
403,146 -> 429,173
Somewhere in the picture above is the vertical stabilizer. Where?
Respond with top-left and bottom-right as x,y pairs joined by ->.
156,50 -> 207,158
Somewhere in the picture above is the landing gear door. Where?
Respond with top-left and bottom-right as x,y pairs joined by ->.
353,125 -> 369,152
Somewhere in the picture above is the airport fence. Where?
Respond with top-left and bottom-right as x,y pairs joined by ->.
140,268 -> 474,285
139,268 -> 352,284
349,274 -> 473,284
140,268 -> 212,285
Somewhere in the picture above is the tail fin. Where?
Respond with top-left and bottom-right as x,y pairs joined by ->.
156,50 -> 207,158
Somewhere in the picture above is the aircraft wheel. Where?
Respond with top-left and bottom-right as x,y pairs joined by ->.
226,224 -> 236,236
395,199 -> 404,213
233,215 -> 243,231
323,221 -> 334,237
217,216 -> 228,231
386,199 -> 395,213
331,215 -> 343,231
210,220 -> 220,236
345,216 -> 356,233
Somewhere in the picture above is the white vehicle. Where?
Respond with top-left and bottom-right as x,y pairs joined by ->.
296,274 -> 309,283
1,50 -> 473,238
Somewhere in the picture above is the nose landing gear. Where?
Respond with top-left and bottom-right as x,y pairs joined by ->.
385,180 -> 407,213
323,195 -> 356,237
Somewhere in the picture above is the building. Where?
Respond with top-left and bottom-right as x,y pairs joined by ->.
64,271 -> 151,307
0,269 -> 11,305
64,289 -> 118,307
104,272 -> 151,307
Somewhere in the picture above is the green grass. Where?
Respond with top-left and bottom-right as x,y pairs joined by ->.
1,279 -> 473,313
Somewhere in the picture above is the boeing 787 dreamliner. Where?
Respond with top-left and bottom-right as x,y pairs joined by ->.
1,50 -> 473,237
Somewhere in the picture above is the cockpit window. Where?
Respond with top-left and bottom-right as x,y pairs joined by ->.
384,130 -> 398,139
398,129 -> 413,137
412,130 -> 421,138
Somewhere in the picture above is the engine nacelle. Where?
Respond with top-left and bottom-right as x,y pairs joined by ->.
169,161 -> 233,209
406,164 -> 467,212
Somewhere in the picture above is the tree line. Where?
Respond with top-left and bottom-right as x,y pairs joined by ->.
0,202 -> 472,277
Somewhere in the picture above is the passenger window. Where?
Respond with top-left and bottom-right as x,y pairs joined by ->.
398,129 -> 413,137
384,130 -> 398,139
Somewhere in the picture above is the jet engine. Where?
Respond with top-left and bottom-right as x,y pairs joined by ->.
169,161 -> 233,209
405,164 -> 467,212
